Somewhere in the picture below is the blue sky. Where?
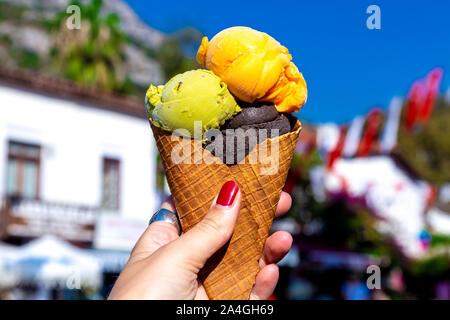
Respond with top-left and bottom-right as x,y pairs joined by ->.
125,0 -> 450,124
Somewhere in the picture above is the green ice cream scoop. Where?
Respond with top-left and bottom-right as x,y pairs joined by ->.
146,69 -> 241,138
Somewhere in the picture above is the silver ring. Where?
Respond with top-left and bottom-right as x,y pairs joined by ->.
149,208 -> 181,235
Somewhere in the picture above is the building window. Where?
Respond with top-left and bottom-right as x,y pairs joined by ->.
5,141 -> 41,199
102,157 -> 120,210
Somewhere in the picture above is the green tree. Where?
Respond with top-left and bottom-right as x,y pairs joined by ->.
48,0 -> 131,93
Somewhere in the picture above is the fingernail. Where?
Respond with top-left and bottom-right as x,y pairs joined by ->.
216,181 -> 239,207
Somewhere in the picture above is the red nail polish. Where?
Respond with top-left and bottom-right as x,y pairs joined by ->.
216,181 -> 239,207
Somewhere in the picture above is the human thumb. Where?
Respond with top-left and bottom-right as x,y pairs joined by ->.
169,180 -> 240,271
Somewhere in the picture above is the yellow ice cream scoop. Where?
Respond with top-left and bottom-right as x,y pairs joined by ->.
197,26 -> 307,113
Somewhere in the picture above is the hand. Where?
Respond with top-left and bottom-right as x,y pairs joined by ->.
108,181 -> 293,300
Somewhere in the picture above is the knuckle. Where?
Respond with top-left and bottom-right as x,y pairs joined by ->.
150,227 -> 174,246
150,223 -> 178,241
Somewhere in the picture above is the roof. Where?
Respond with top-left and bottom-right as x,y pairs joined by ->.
0,67 -> 147,119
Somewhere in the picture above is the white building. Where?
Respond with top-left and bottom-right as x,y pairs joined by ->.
0,68 -> 160,251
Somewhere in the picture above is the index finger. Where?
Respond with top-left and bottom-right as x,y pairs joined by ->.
275,191 -> 292,218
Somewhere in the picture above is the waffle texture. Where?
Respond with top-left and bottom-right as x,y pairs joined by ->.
150,120 -> 301,299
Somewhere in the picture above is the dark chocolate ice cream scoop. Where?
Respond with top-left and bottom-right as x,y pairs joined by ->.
204,103 -> 293,164
226,104 -> 279,129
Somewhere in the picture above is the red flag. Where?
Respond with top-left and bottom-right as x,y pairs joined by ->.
327,126 -> 346,168
358,108 -> 383,157
419,68 -> 443,124
405,81 -> 425,131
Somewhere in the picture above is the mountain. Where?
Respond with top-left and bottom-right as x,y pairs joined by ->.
0,0 -> 165,49
0,0 -> 201,91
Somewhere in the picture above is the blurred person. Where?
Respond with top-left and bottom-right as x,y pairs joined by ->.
109,181 -> 293,300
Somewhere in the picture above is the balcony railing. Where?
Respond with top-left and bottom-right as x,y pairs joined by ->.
0,196 -> 99,243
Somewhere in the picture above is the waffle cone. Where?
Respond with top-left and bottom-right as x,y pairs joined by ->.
150,120 -> 301,299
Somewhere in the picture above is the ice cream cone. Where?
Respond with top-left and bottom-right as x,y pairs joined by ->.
150,120 -> 301,300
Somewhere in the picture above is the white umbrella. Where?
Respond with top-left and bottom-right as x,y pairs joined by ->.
6,236 -> 102,289
0,242 -> 21,288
